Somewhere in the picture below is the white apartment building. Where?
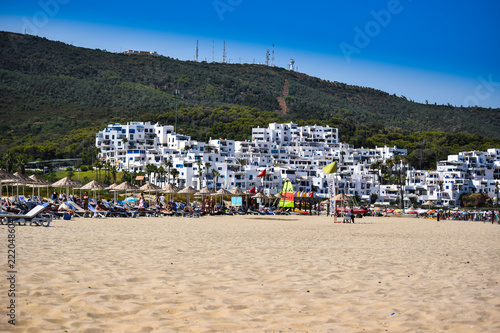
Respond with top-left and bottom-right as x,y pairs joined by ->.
96,122 -> 500,207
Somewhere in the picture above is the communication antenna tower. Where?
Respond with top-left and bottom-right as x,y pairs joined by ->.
271,44 -> 275,67
265,49 -> 270,66
195,40 -> 199,62
289,59 -> 295,71
223,41 -> 227,63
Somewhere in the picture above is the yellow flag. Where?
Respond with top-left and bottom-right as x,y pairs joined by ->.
322,161 -> 337,174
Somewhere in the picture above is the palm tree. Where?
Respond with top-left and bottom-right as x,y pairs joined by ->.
236,158 -> 247,171
211,168 -> 220,190
93,161 -> 101,181
16,154 -> 27,174
104,162 -> 112,184
158,166 -> 165,187
339,150 -> 346,164
170,168 -> 179,186
204,162 -> 212,188
164,160 -> 173,184
110,165 -> 118,184
145,164 -> 157,184
3,151 -> 16,173
196,160 -> 203,189
495,181 -> 499,206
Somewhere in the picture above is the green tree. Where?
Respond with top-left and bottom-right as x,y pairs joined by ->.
196,160 -> 203,189
211,168 -> 220,190
170,168 -> 179,186
204,162 -> 212,188
16,154 -> 28,174
3,151 -> 16,173
164,160 -> 173,184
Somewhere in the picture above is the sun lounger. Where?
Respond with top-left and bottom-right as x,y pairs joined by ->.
66,201 -> 91,218
0,203 -> 52,227
88,204 -> 108,218
102,200 -> 137,218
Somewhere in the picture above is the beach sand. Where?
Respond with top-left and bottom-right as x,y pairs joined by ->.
1,215 -> 500,332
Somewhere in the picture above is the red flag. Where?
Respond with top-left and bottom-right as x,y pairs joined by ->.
248,187 -> 256,194
257,169 -> 267,177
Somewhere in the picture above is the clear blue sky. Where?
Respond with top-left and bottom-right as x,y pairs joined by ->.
1,0 -> 499,108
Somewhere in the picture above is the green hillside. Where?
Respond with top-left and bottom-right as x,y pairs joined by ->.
0,31 -> 499,169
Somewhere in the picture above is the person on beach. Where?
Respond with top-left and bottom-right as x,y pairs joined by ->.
82,191 -> 89,210
51,190 -> 58,203
346,210 -> 354,223
138,193 -> 145,209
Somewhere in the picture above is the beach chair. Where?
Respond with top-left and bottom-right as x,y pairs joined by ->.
88,204 -> 108,218
0,203 -> 52,227
102,200 -> 137,218
66,202 -> 91,218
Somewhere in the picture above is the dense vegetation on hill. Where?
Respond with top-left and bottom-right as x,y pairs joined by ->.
0,31 -> 499,170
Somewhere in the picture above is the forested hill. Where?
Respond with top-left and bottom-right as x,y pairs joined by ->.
0,31 -> 499,168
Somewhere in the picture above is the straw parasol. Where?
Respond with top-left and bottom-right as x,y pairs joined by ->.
230,187 -> 245,196
178,186 -> 198,206
212,188 -> 231,205
265,193 -> 275,207
423,200 -> 434,208
105,182 -> 119,201
140,182 -> 162,191
163,183 -> 179,192
0,171 -> 20,199
29,174 -> 53,200
114,181 -> 139,191
105,183 -> 119,191
215,188 -> 231,196
12,172 -> 36,198
252,192 -> 265,199
140,183 -> 162,206
52,177 -> 82,200
80,180 -> 107,191
52,176 -> 82,189
113,181 -> 139,200
196,187 -> 215,202
80,180 -> 107,201
162,183 -> 180,202
198,187 -> 215,195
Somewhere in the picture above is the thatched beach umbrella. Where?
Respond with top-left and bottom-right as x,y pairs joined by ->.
230,187 -> 245,196
212,188 -> 231,205
51,177 -> 82,201
105,183 -> 119,201
423,200 -> 434,207
81,180 -> 107,200
140,183 -> 162,206
114,182 -> 139,200
12,172 -> 36,198
28,174 -> 52,200
0,170 -> 19,199
162,183 -> 180,202
178,186 -> 198,206
266,193 -> 275,207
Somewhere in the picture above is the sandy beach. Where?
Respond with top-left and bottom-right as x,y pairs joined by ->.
1,215 -> 500,332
